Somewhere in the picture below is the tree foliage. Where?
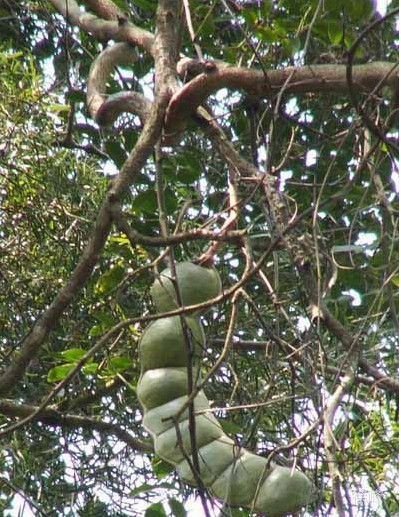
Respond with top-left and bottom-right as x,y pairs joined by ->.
0,1 -> 398,516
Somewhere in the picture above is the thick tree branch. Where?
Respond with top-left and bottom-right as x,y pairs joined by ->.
166,60 -> 398,137
0,399 -> 152,453
83,0 -> 125,20
87,42 -> 151,125
323,367 -> 356,517
49,0 -> 154,52
0,3 -> 173,397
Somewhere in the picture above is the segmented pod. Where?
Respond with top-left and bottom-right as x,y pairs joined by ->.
139,316 -> 205,373
137,262 -> 313,516
150,261 -> 222,314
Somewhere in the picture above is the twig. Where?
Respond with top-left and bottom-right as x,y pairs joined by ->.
0,398 -> 152,452
183,0 -> 203,60
0,329 -> 125,438
322,366 -> 357,516
346,8 -> 399,155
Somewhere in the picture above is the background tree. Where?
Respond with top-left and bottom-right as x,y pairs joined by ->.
0,1 -> 398,516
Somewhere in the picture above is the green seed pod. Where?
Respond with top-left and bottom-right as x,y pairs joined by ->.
154,412 -> 223,465
137,262 -> 314,516
143,392 -> 210,437
176,435 -> 241,486
210,450 -> 273,507
150,262 -> 222,313
254,465 -> 315,517
139,316 -> 204,373
137,368 -> 189,410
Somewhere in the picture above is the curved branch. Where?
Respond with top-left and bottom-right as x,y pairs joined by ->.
0,399 -> 152,453
0,0 -> 183,399
49,0 -> 154,53
87,42 -> 151,125
166,60 -> 398,137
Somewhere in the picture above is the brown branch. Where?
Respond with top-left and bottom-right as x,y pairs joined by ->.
83,0 -> 125,20
0,5 -> 172,397
357,356 -> 399,392
87,42 -> 151,126
0,329 -> 129,437
110,201 -> 247,249
166,60 -> 398,137
49,0 -> 154,52
0,399 -> 152,453
153,1 -> 181,98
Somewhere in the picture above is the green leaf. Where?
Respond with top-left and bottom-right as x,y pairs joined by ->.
145,502 -> 167,517
343,33 -> 354,50
65,89 -> 86,103
130,481 -> 180,498
176,155 -> 201,183
89,324 -> 103,337
93,311 -> 116,326
131,185 -> 177,215
131,0 -> 156,11
164,186 -> 179,214
48,103 -> 70,112
3,50 -> 23,60
289,36 -> 301,55
130,483 -> 173,497
59,348 -> 86,362
327,20 -> 343,45
47,363 -> 75,383
108,235 -> 131,245
83,363 -> 99,376
111,0 -> 129,11
219,418 -> 243,435
109,356 -> 132,373
130,483 -> 157,497
348,0 -> 375,21
151,457 -> 175,478
131,189 -> 158,214
105,141 -> 127,168
255,26 -> 278,44
176,167 -> 199,184
95,263 -> 126,295
168,498 -> 186,517
241,9 -> 259,26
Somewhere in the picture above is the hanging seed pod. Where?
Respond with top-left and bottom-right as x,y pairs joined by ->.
137,262 -> 313,516
150,262 -> 222,313
139,316 -> 205,373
